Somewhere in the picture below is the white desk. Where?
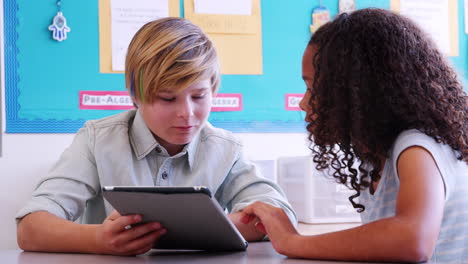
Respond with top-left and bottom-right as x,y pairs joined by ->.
1,242 -> 392,264
297,222 -> 361,235
3,223 -> 426,263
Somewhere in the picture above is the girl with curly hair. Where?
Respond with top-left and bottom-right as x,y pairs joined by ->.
241,8 -> 468,263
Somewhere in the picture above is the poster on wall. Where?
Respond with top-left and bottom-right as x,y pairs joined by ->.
394,0 -> 459,56
399,0 -> 450,54
194,0 -> 252,15
110,0 -> 169,71
465,0 -> 467,34
185,0 -> 263,74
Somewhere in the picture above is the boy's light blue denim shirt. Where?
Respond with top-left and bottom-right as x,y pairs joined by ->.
16,109 -> 297,225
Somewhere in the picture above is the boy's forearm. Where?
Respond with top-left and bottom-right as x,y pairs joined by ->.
17,211 -> 101,254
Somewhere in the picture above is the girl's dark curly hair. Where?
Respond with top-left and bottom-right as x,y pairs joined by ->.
305,8 -> 468,212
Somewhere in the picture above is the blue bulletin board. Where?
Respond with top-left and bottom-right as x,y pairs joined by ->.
4,0 -> 468,133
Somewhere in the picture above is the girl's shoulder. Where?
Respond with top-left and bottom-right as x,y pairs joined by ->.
391,129 -> 456,163
390,129 -> 468,200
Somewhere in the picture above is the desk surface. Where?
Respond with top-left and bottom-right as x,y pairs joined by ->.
298,222 -> 360,236
2,242 -> 389,264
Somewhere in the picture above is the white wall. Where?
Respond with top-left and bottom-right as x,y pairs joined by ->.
0,134 -> 73,249
0,132 -> 310,249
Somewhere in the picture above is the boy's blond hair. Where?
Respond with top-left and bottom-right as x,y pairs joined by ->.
125,17 -> 220,103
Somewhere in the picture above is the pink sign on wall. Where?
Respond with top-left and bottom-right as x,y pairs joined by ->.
211,93 -> 243,112
79,91 -> 243,112
79,91 -> 134,110
285,93 -> 304,111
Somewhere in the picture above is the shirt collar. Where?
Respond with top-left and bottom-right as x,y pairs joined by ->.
129,110 -> 200,170
185,130 -> 201,170
129,110 -> 158,160
169,126 -> 201,170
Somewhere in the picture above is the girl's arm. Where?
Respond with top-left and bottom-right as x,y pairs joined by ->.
228,211 -> 266,241
242,146 -> 445,262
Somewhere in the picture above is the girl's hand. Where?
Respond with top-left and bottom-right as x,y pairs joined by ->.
95,210 -> 166,255
240,202 -> 300,255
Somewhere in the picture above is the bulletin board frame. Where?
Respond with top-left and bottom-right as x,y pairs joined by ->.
3,0 -> 467,134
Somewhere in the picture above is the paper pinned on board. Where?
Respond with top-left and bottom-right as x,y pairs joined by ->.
399,0 -> 450,54
185,0 -> 262,74
110,0 -> 169,71
187,13 -> 258,34
465,0 -> 467,34
194,0 -> 252,15
191,0 -> 256,35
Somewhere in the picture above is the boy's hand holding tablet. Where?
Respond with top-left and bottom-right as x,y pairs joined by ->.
95,211 -> 166,255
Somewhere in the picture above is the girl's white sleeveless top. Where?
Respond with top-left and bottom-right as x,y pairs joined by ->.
359,129 -> 468,263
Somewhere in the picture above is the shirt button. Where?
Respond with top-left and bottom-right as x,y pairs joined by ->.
161,171 -> 168,180
155,147 -> 162,153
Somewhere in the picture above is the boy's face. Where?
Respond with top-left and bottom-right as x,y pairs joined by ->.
139,79 -> 213,155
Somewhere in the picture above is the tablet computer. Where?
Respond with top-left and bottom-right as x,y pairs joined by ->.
102,186 -> 248,251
